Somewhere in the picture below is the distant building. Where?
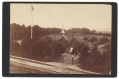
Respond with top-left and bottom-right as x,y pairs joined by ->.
61,29 -> 65,34
61,29 -> 67,40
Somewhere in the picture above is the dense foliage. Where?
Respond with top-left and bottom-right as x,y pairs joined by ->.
72,42 -> 111,74
11,36 -> 66,62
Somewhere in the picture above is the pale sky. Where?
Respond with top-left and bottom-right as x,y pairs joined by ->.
10,3 -> 112,31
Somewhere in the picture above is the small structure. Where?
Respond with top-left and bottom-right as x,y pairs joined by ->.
61,29 -> 65,34
61,29 -> 67,40
60,53 -> 72,64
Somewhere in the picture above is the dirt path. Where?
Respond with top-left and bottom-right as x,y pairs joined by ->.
10,55 -> 101,74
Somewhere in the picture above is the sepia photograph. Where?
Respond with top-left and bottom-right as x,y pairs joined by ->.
9,3 -> 112,75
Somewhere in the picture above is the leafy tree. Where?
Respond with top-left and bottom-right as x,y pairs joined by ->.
78,43 -> 89,64
91,30 -> 96,35
81,28 -> 91,34
59,36 -> 69,48
54,41 -> 65,57
70,36 -> 77,46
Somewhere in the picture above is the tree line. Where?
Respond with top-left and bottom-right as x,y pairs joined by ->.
10,23 -> 111,40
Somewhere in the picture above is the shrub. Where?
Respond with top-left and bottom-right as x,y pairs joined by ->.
90,37 -> 97,42
100,37 -> 110,44
83,37 -> 88,40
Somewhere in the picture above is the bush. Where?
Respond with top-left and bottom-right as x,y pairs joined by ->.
100,37 -> 110,44
83,37 -> 88,40
90,37 -> 97,42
